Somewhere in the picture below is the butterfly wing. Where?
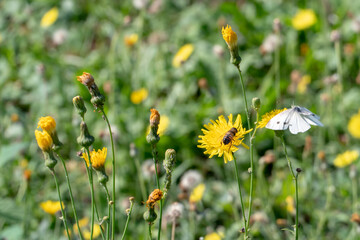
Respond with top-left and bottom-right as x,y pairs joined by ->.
266,108 -> 294,130
297,106 -> 324,126
288,110 -> 311,134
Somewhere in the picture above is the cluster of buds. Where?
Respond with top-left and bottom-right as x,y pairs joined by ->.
77,72 -> 105,110
146,108 -> 160,144
162,149 -> 176,198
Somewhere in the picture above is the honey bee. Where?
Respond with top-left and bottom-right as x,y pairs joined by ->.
222,127 -> 238,145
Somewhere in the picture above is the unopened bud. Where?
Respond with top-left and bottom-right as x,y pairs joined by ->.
143,207 -> 157,223
147,109 -> 160,144
252,97 -> 261,111
73,96 -> 87,119
163,149 -> 176,198
77,121 -> 95,147
43,151 -> 57,170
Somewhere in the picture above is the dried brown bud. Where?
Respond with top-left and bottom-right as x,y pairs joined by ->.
77,72 -> 95,87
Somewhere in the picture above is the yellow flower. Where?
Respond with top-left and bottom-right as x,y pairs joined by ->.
172,44 -> 194,68
348,110 -> 360,139
204,232 -> 223,240
130,88 -> 148,104
222,25 -> 238,50
292,9 -> 317,31
37,116 -> 56,134
258,108 -> 287,128
124,34 -> 139,47
40,200 -> 64,215
41,7 -> 59,28
146,115 -> 169,136
285,196 -> 295,214
198,114 -> 252,163
35,130 -> 53,152
73,217 -> 101,240
82,148 -> 107,170
189,183 -> 205,203
334,150 -> 359,168
297,75 -> 311,94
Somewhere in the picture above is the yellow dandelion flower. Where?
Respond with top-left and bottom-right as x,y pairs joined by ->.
37,116 -> 56,134
198,114 -> 252,163
40,200 -> 64,215
221,25 -> 238,50
292,9 -> 317,31
35,130 -> 53,152
82,147 -> 107,170
204,232 -> 223,240
258,108 -> 288,128
41,7 -> 59,28
172,44 -> 194,68
124,34 -> 139,47
146,115 -> 169,136
334,150 -> 359,168
189,183 -> 205,203
285,196 -> 295,214
297,75 -> 311,94
348,110 -> 360,139
130,88 -> 148,104
73,217 -> 101,240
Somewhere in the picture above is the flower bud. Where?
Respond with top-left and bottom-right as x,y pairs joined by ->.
143,207 -> 157,223
77,121 -> 95,147
43,150 -> 57,170
147,109 -> 160,144
76,72 -> 105,110
163,149 -> 176,198
73,96 -> 87,119
252,97 -> 261,111
35,130 -> 53,152
37,116 -> 62,150
96,169 -> 109,185
221,25 -> 241,67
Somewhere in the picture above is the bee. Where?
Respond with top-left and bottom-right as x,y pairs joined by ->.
222,127 -> 238,145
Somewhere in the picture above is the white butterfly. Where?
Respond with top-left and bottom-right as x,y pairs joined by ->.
266,106 -> 324,134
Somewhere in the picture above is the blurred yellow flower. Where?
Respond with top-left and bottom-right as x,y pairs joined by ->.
172,44 -> 194,68
147,115 -> 169,136
334,150 -> 359,168
130,88 -> 148,104
258,108 -> 287,129
40,200 -> 64,215
38,116 -> 56,134
292,9 -> 317,31
198,114 -> 251,163
297,75 -> 311,94
348,110 -> 360,138
124,34 -> 139,47
285,196 -> 295,214
222,25 -> 237,50
73,217 -> 101,240
35,130 -> 53,152
189,183 -> 205,203
41,7 -> 59,28
204,232 -> 223,240
82,147 -> 107,170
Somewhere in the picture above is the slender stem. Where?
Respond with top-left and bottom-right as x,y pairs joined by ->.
50,170 -> 71,240
275,38 -> 281,105
171,218 -> 176,240
94,203 -> 106,240
280,136 -> 299,240
233,157 -> 247,240
100,110 -> 116,240
335,41 -> 343,94
236,67 -> 251,130
151,143 -> 163,240
104,185 -> 111,240
148,223 -> 153,240
85,148 -> 95,240
352,175 -> 358,213
121,199 -> 134,240
134,155 -> 147,201
56,151 -> 84,240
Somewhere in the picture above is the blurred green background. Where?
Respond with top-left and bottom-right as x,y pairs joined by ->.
1,0 -> 360,239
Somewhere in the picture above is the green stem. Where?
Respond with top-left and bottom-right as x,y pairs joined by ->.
352,175 -> 358,213
280,136 -> 299,240
134,155 -> 147,201
151,144 -> 163,240
121,199 -> 134,240
85,148 -> 95,240
56,151 -> 84,240
236,67 -> 251,130
148,223 -> 153,240
104,185 -> 112,240
50,170 -> 71,240
233,157 -> 248,240
100,110 -> 116,240
274,37 -> 281,105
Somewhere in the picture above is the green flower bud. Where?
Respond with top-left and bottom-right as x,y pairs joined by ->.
146,109 -> 160,144
51,131 -> 63,151
96,167 -> 109,186
77,121 -> 95,147
43,151 -> 57,170
143,207 -> 157,223
73,96 -> 87,119
163,149 -> 176,198
252,97 -> 261,111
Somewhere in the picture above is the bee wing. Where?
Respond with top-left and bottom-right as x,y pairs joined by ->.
288,111 -> 311,134
266,108 -> 294,130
